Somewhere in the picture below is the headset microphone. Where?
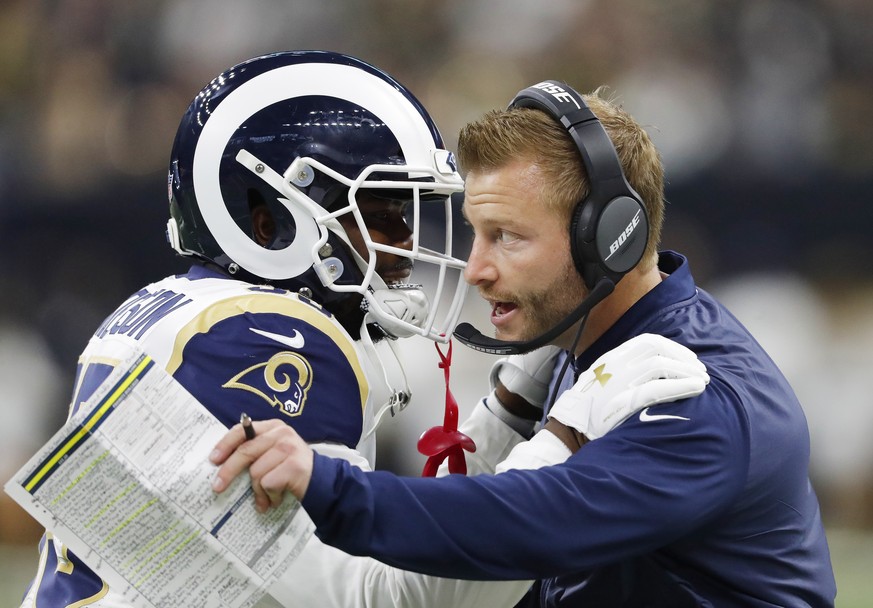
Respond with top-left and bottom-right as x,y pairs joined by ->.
452,278 -> 615,355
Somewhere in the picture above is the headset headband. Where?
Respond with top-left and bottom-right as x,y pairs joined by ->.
509,80 -> 648,287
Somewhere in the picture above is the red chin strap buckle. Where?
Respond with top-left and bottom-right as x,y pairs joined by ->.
417,340 -> 477,476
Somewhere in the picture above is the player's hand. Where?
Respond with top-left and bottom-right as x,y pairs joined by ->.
548,334 -> 709,443
210,419 -> 314,512
489,345 -> 562,420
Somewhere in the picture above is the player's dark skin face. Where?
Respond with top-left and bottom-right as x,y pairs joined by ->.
250,193 -> 414,284
338,192 -> 414,284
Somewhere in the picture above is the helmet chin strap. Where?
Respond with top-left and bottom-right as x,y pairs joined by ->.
359,318 -> 412,438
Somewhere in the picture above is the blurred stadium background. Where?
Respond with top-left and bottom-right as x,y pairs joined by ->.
1,0 -> 872,604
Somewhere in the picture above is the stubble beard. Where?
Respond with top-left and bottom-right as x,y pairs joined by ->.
495,261 -> 587,343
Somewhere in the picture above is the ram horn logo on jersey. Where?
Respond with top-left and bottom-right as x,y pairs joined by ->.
223,351 -> 314,417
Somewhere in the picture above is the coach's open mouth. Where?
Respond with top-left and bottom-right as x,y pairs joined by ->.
491,300 -> 518,323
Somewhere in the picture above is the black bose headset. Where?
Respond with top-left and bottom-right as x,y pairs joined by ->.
453,80 -> 649,355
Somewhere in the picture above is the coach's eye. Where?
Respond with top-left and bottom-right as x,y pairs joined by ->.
497,230 -> 520,245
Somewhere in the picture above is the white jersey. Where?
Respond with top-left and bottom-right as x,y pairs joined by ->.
20,265 -> 545,608
70,266 -> 376,458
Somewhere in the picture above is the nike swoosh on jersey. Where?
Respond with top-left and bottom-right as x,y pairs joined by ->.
249,328 -> 305,350
639,407 -> 690,422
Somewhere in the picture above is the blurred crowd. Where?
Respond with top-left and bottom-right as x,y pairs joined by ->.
1,0 -> 872,550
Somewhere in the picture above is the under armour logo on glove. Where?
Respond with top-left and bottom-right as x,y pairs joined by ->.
548,333 -> 709,441
417,340 -> 476,476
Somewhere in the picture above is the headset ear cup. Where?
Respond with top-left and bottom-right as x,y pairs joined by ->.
569,200 -> 597,289
571,195 -> 649,290
596,196 -> 648,276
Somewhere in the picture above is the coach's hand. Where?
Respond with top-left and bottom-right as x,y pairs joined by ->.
210,419 -> 314,512
547,333 -> 709,446
498,334 -> 709,469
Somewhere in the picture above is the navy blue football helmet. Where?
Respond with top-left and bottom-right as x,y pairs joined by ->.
167,51 -> 467,341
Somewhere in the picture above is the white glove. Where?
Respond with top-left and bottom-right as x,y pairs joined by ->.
548,334 -> 709,441
489,345 -> 562,408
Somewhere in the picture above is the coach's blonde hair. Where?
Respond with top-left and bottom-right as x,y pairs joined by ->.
457,87 -> 664,271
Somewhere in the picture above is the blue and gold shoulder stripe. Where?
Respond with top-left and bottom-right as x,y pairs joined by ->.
73,268 -> 370,449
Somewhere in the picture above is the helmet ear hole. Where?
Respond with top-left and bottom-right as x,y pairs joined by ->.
248,194 -> 275,247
